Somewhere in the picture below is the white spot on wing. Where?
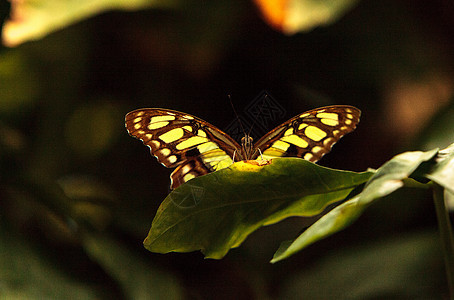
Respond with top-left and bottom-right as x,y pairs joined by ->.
168,155 -> 177,164
312,146 -> 323,154
183,173 -> 196,182
181,164 -> 192,175
304,153 -> 314,161
323,137 -> 335,147
160,148 -> 171,156
150,140 -> 160,148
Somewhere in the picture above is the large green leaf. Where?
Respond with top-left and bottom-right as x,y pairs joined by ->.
271,148 -> 439,262
143,157 -> 372,259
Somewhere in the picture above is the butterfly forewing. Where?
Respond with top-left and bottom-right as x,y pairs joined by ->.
254,105 -> 361,162
125,108 -> 241,189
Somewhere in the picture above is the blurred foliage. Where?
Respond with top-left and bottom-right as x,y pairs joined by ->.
279,231 -> 446,299
254,0 -> 360,34
2,0 -> 359,47
417,98 -> 454,151
1,0 -> 454,298
2,0 -> 176,47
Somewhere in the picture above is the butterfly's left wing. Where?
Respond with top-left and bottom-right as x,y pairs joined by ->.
125,108 -> 241,189
253,105 -> 361,162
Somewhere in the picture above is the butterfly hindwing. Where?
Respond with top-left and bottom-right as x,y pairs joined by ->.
254,105 -> 361,162
125,109 -> 241,189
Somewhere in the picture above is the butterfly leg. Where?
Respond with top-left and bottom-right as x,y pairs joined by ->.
257,148 -> 263,160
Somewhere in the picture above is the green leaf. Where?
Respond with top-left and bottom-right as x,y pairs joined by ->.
271,148 -> 439,263
2,0 -> 177,47
143,158 -> 372,259
418,143 -> 454,194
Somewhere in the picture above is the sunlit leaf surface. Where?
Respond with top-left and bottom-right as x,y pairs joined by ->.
144,158 -> 372,259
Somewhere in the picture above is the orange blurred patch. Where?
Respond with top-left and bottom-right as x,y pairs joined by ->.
383,72 -> 454,140
253,0 -> 288,32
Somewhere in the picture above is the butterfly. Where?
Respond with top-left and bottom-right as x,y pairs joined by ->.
125,105 -> 360,189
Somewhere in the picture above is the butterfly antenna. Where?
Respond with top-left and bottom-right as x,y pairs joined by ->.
247,91 -> 271,159
247,92 -> 268,137
228,95 -> 247,137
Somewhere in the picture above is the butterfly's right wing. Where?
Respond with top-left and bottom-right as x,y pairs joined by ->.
253,105 -> 361,162
125,108 -> 241,189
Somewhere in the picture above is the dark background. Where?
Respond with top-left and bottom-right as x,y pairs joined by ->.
1,0 -> 453,298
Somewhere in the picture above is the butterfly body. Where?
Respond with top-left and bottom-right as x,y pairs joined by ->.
125,105 -> 360,189
238,134 -> 257,160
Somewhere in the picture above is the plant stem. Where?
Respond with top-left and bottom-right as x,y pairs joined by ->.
433,183 -> 454,298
